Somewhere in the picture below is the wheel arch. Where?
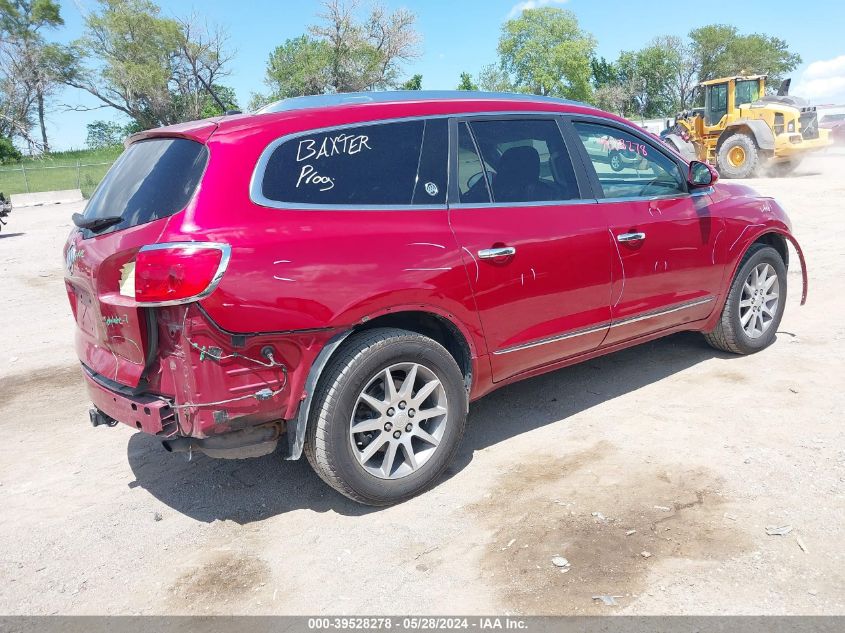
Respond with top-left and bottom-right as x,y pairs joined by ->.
284,308 -> 477,461
716,229 -> 807,327
718,120 -> 775,151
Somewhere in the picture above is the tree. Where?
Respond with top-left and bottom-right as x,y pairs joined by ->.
654,35 -> 697,111
0,134 -> 22,163
456,72 -> 478,91
590,56 -> 618,90
400,74 -> 422,90
261,0 -> 421,102
497,7 -> 595,100
689,24 -> 801,86
0,74 -> 34,146
85,119 -> 127,149
199,84 -> 238,117
263,35 -> 332,100
476,64 -> 513,92
54,0 -> 234,130
616,44 -> 678,118
0,0 -> 64,152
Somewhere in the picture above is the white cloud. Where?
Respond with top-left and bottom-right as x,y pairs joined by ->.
507,0 -> 569,19
793,55 -> 845,105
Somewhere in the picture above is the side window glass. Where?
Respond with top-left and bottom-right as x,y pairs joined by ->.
457,122 -> 491,204
411,119 -> 447,205
469,119 -> 579,203
706,84 -> 728,125
261,120 -> 424,205
572,122 -> 686,199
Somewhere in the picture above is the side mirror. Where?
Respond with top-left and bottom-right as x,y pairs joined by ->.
688,160 -> 719,187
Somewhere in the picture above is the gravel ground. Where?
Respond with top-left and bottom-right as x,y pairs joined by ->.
1,153 -> 843,615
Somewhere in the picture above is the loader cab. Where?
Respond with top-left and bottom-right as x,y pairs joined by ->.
702,75 -> 767,127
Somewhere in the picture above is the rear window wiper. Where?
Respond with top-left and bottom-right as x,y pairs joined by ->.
72,213 -> 123,232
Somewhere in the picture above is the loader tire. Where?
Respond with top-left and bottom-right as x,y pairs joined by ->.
717,134 -> 759,179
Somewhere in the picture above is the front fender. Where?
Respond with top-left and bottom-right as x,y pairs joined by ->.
782,231 -> 808,305
724,223 -> 807,306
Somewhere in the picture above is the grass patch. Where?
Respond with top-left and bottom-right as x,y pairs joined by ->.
0,146 -> 123,198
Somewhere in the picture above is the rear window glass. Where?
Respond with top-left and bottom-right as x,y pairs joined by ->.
82,138 -> 208,233
260,119 -> 445,206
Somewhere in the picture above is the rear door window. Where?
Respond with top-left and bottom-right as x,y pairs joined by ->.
572,122 -> 686,199
260,119 -> 446,206
82,138 -> 208,234
468,118 -> 580,203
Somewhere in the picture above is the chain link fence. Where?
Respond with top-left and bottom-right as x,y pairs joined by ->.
0,160 -> 115,199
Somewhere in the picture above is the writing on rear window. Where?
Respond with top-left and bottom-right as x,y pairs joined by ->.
294,134 -> 374,193
296,134 -> 372,161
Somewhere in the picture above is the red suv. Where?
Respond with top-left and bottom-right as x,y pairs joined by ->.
64,91 -> 807,505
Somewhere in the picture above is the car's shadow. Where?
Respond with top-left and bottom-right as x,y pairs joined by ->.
126,332 -> 738,523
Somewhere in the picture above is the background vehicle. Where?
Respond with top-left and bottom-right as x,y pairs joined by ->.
820,113 -> 845,145
663,75 -> 832,178
64,92 -> 807,505
581,133 -> 643,171
0,192 -> 11,232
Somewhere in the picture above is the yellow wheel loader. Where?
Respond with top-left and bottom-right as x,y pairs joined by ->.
662,75 -> 832,178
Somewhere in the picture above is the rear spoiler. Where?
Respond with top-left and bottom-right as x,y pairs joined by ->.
125,119 -> 221,148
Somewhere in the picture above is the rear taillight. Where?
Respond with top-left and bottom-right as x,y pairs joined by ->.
130,242 -> 230,306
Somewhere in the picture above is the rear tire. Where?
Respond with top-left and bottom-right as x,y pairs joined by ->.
304,327 -> 467,506
717,134 -> 759,179
704,244 -> 787,355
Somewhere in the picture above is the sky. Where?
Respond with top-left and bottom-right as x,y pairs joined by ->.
40,0 -> 845,151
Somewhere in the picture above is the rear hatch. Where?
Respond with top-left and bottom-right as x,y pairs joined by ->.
65,131 -> 212,389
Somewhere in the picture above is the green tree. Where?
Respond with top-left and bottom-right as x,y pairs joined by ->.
476,64 -> 513,92
616,44 -> 678,118
456,72 -> 478,91
263,35 -> 332,100
259,1 -> 421,104
689,24 -> 801,86
200,85 -> 238,117
0,0 -> 64,152
400,74 -> 422,90
654,35 -> 697,111
85,120 -> 127,149
54,0 -> 233,130
0,134 -> 22,163
590,56 -> 619,89
497,7 -> 595,100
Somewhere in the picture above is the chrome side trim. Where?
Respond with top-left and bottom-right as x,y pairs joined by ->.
610,296 -> 715,328
491,295 -> 715,356
135,242 -> 231,307
492,321 -> 610,355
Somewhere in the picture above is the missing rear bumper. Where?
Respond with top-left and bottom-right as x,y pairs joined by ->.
161,422 -> 282,459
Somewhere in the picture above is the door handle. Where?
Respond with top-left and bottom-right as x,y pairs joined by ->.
478,246 -> 516,259
616,232 -> 646,243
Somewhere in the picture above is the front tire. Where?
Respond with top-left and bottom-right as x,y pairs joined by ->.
717,134 -> 759,179
304,328 -> 467,505
704,244 -> 787,354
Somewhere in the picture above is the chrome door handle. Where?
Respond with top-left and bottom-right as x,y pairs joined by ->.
617,232 -> 646,243
478,246 -> 516,259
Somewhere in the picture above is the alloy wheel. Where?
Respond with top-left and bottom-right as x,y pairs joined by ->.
739,262 -> 780,339
349,362 -> 448,479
